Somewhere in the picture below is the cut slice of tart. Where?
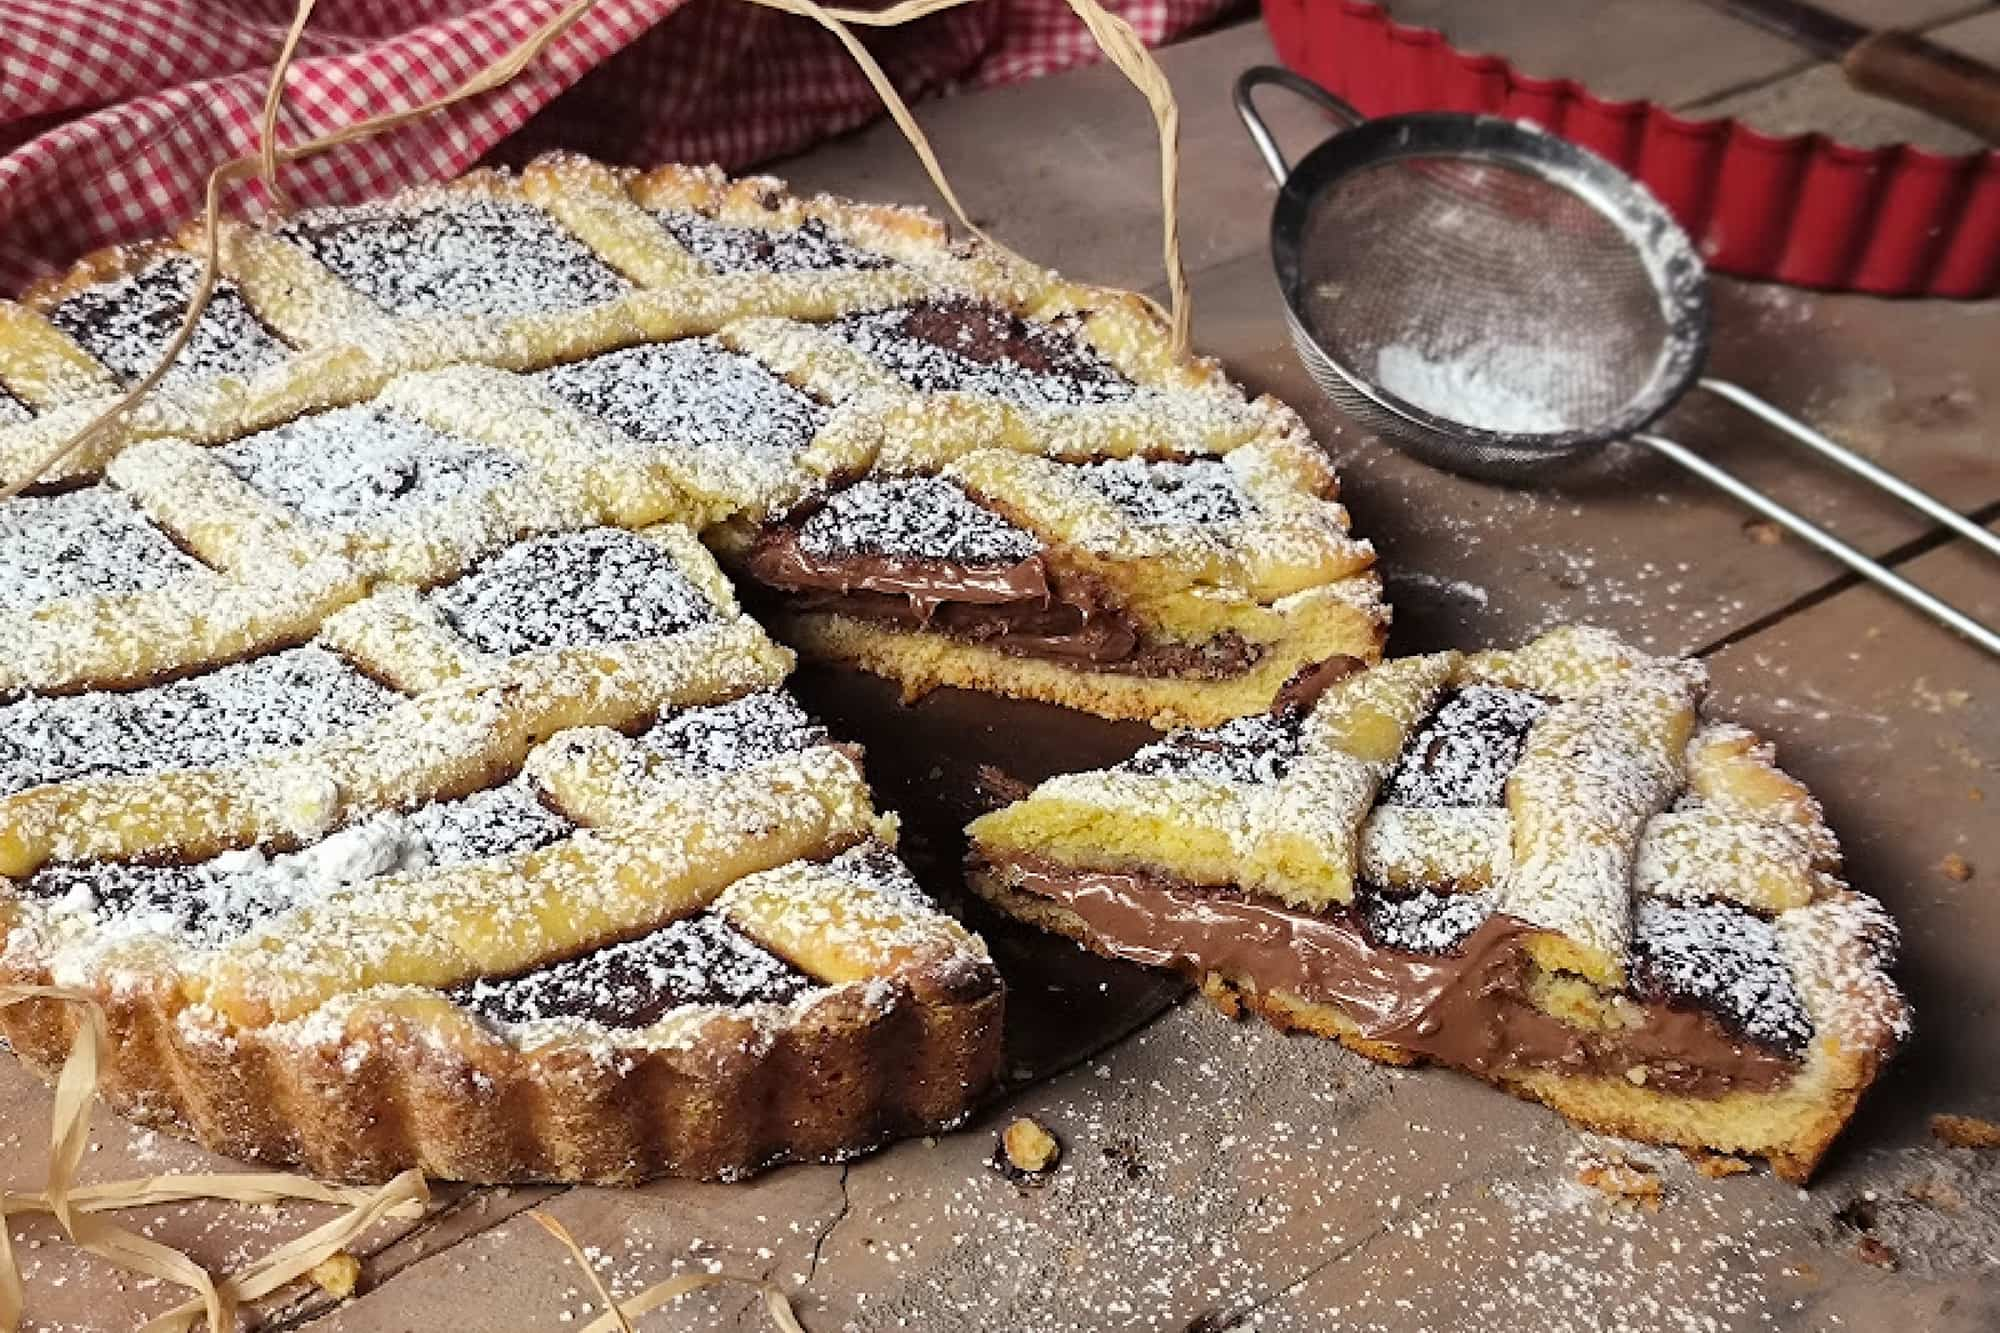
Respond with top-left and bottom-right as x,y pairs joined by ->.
967,626 -> 1908,1181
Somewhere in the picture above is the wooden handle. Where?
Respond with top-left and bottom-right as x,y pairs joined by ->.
1843,29 -> 2000,145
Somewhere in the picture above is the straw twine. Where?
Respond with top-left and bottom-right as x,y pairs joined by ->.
1,0 -> 1190,1324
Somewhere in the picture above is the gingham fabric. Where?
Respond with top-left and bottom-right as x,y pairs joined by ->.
0,0 -> 1228,293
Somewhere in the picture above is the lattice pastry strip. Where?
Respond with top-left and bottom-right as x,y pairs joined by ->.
0,554 -> 361,699
107,405 -> 601,586
6,232 -> 400,468
196,743 -> 881,1027
970,654 -> 1454,910
720,313 -> 1275,472
0,301 -> 121,409
965,625 -> 1909,1181
0,552 -> 788,879
950,434 -> 1373,604
384,355 -> 877,529
525,154 -> 946,288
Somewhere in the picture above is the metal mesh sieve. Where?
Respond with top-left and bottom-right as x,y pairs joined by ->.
1237,64 -> 1999,653
1243,68 -> 1709,479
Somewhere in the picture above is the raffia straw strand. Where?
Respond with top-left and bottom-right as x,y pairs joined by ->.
573,1270 -> 810,1333
3,1172 -> 427,1215
258,0 -> 322,209
140,1170 -> 428,1333
808,0 -> 1189,352
736,0 -> 1026,270
1,0 -> 1193,500
532,1207 -> 808,1333
0,986 -> 430,1333
0,0 -> 603,504
531,1212 -> 638,1333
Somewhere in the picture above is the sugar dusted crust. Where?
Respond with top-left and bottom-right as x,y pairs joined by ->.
0,152 -> 1373,1183
0,916 -> 1002,1185
2,153 -> 1386,726
967,627 -> 1910,1182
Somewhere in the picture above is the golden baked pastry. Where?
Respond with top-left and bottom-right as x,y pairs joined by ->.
0,164 -> 1039,1177
0,153 -> 1385,728
967,627 -> 1909,1182
0,512 -> 1000,1181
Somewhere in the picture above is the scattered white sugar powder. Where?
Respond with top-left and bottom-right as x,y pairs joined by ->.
635,691 -> 829,776
535,338 -> 827,461
798,476 -> 1041,566
0,645 -> 398,796
0,383 -> 30,424
429,528 -> 716,656
0,485 -> 207,610
652,212 -> 892,275
26,779 -> 570,958
217,403 -> 526,529
1074,457 -> 1255,527
46,255 -> 292,391
278,192 -> 630,318
1375,342 -> 1572,433
450,912 -> 819,1029
829,301 -> 1138,409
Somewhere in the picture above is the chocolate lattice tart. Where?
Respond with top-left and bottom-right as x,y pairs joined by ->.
0,509 -> 1000,1182
0,155 -> 1385,729
968,627 -> 1909,1181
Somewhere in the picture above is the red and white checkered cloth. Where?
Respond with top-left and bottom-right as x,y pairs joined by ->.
0,0 -> 1229,293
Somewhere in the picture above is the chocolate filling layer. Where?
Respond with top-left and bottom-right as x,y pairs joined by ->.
745,526 -> 1269,678
991,857 -> 1799,1097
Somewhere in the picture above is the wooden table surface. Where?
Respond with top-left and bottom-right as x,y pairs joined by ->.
6,6 -> 1998,1330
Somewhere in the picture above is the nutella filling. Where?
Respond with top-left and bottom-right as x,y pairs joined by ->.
743,473 -> 1264,678
746,524 -> 1140,663
992,857 -> 1800,1097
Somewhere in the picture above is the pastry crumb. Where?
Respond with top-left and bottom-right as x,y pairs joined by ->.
1576,1156 -> 1663,1209
1688,1149 -> 1754,1179
1931,1112 -> 2000,1149
1742,520 -> 1783,545
1000,1116 -> 1061,1175
1853,1236 -> 1899,1271
1938,853 -> 1974,882
309,1251 -> 362,1299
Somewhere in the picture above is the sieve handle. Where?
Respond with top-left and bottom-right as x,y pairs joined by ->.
1634,432 -> 2000,658
1698,377 -> 2000,563
1234,66 -> 1366,186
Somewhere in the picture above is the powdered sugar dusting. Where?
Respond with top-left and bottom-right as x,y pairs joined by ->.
279,193 -> 629,318
535,339 -> 826,463
1361,884 -> 1498,954
22,782 -> 571,972
0,645 -> 398,797
635,690 -> 829,776
1380,685 -> 1548,808
1375,341 -> 1573,434
1124,713 -> 1302,785
653,212 -> 892,274
798,476 -> 1041,566
452,913 -> 819,1029
216,404 -> 526,529
0,384 -> 30,424
829,301 -> 1137,409
402,775 -> 575,865
1073,456 -> 1253,527
47,255 -> 292,391
0,485 -> 207,610
429,528 -> 716,656
1632,899 -> 1811,1054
